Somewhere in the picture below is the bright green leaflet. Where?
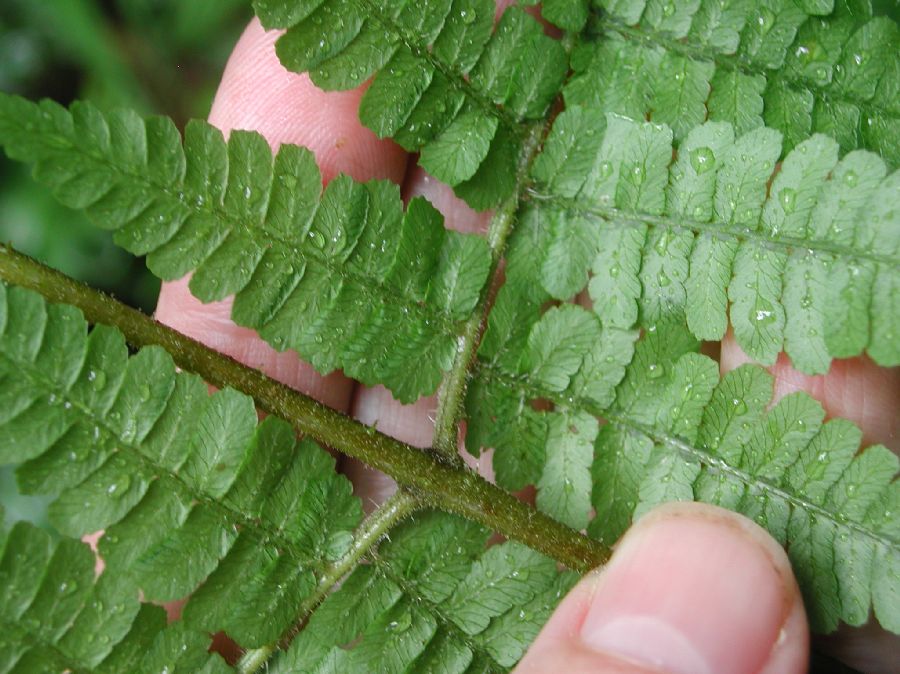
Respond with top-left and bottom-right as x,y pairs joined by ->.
0,515 -> 230,673
528,111 -> 899,371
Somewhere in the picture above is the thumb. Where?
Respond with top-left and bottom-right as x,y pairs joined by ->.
516,502 -> 809,674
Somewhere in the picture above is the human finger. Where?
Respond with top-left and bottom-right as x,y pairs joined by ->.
516,502 -> 809,674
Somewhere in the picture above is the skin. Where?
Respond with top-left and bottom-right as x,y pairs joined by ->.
153,13 -> 900,673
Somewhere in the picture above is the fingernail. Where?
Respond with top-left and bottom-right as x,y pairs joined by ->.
580,504 -> 790,674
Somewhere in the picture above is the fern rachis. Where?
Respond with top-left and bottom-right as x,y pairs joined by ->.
0,0 -> 898,671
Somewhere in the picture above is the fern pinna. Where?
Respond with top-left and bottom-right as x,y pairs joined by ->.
0,0 -> 897,671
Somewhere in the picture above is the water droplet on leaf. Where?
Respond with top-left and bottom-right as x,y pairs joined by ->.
689,146 -> 716,174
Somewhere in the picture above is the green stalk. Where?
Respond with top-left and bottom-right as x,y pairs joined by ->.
0,245 -> 609,573
236,490 -> 421,674
431,122 -> 545,459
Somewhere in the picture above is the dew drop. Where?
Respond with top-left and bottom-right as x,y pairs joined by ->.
107,475 -> 131,498
757,8 -> 775,34
654,231 -> 670,255
647,363 -> 665,379
751,299 -> 776,325
59,581 -> 78,595
89,369 -> 107,391
779,188 -> 796,213
689,146 -> 716,175
631,165 -> 645,184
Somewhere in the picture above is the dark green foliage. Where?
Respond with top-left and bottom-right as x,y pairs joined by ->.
0,515 -> 230,673
254,0 -> 568,208
0,282 -> 363,649
0,94 -> 492,402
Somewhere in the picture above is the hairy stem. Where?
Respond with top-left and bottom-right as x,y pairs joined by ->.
0,245 -> 609,572
236,490 -> 421,674
432,122 -> 545,458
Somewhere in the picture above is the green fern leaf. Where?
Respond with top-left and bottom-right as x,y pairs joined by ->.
272,511 -> 576,672
1,0 -> 899,666
254,0 -> 568,207
0,94 -> 491,402
529,110 -> 900,371
571,0 -> 900,162
469,313 -> 899,633
0,516 -> 231,673
131,619 -> 233,674
0,282 -> 362,648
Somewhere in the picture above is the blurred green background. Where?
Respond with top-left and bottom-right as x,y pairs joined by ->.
1,0 -> 252,531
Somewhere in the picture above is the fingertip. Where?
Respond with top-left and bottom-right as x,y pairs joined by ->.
343,386 -> 433,512
209,18 -> 408,184
517,503 -> 808,674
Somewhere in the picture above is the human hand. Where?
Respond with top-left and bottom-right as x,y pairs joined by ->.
155,14 -> 899,674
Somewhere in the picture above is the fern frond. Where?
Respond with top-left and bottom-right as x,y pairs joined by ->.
529,110 -> 899,372
0,282 -> 364,648
572,0 -> 900,163
271,511 -> 576,672
0,517 -> 137,672
468,314 -> 899,633
253,0 -> 568,208
0,94 -> 492,402
104,611 -> 233,674
0,516 -> 231,672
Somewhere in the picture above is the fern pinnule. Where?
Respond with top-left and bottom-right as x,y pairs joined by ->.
581,0 -> 900,162
470,310 -> 900,633
529,111 -> 899,371
0,94 -> 492,403
0,517 -> 232,673
254,0 -> 568,208
273,511 -> 576,672
0,282 -> 363,648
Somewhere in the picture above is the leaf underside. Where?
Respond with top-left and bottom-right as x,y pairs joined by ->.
0,0 -> 898,670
